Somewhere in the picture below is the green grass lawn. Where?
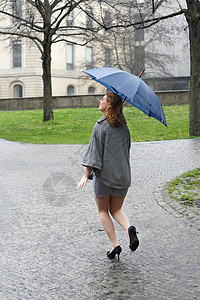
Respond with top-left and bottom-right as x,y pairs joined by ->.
168,168 -> 200,208
0,105 -> 197,144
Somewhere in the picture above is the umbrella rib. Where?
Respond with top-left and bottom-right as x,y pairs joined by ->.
111,86 -> 118,94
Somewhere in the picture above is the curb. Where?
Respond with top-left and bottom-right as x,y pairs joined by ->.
153,183 -> 200,232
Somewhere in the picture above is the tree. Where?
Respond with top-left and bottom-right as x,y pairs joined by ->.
185,0 -> 200,136
149,0 -> 200,136
0,0 -> 132,121
0,0 -> 92,121
0,0 -> 199,136
105,0 -> 200,136
136,0 -> 200,136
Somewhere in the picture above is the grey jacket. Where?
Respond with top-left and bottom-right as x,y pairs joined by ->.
82,116 -> 131,189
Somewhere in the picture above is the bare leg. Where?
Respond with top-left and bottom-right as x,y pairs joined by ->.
109,196 -> 130,240
95,196 -> 119,250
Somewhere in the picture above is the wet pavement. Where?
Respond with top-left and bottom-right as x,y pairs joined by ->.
0,138 -> 200,300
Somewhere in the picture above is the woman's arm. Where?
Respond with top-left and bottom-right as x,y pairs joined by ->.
76,166 -> 93,190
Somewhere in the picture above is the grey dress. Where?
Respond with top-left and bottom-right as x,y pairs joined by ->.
82,116 -> 131,197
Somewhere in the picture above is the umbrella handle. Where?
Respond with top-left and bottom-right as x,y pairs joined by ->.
122,96 -> 127,103
139,69 -> 145,78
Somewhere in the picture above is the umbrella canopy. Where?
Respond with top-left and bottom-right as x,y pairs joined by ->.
83,67 -> 167,127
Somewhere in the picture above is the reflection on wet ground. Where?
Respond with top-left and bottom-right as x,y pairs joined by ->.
0,138 -> 200,299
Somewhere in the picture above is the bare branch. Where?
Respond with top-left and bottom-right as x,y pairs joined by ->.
152,0 -> 165,14
75,2 -> 106,30
51,0 -> 84,31
30,38 -> 43,53
50,0 -> 63,10
52,31 -> 91,43
104,9 -> 186,30
0,8 -> 43,32
0,29 -> 42,48
52,36 -> 95,46
152,0 -> 155,14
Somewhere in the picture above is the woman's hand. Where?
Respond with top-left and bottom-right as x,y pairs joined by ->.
76,174 -> 89,190
77,166 -> 93,190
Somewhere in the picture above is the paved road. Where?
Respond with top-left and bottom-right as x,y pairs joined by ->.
0,138 -> 200,300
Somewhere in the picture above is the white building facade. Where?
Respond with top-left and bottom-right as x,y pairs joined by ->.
0,0 -> 190,100
143,0 -> 190,90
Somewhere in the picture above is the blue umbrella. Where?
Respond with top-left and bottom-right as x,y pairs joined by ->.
83,67 -> 167,127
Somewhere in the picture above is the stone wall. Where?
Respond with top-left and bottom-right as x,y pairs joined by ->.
0,91 -> 189,111
155,90 -> 189,106
145,77 -> 190,91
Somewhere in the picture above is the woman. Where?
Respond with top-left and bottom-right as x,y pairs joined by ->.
77,92 -> 139,259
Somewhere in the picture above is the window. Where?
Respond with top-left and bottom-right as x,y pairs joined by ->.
134,14 -> 144,42
12,40 -> 22,68
105,48 -> 112,67
12,0 -> 22,23
134,28 -> 144,42
134,46 -> 145,75
86,46 -> 93,69
88,86 -> 95,94
13,84 -> 23,97
67,85 -> 74,95
66,10 -> 73,26
104,11 -> 112,26
66,44 -> 74,70
86,8 -> 93,29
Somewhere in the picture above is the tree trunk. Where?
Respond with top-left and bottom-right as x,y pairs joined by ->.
186,0 -> 200,136
42,33 -> 54,122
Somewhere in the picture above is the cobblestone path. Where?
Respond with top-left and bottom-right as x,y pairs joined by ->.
0,138 -> 200,300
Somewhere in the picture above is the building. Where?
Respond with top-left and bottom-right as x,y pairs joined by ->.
143,0 -> 190,90
0,1 -> 113,99
0,0 -> 190,100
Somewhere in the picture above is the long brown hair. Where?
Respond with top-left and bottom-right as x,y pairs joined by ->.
104,92 -> 126,127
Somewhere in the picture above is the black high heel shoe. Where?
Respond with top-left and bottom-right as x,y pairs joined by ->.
107,245 -> 122,260
128,226 -> 139,251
